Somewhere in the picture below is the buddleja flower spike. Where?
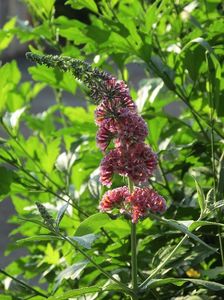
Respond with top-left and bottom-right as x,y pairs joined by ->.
26,52 -> 167,223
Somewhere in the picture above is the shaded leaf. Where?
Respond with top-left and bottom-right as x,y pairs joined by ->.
16,235 -> 61,245
189,220 -> 224,231
193,176 -> 206,217
143,277 -> 224,291
201,266 -> 224,280
0,167 -> 15,200
150,215 -> 217,252
48,284 -> 124,300
54,260 -> 88,292
217,151 -> 224,200
71,233 -> 98,249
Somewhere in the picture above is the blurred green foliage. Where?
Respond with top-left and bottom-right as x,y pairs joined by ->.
0,0 -> 224,299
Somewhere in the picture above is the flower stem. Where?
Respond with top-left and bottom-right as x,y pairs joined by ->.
218,228 -> 224,266
128,178 -> 138,299
131,223 -> 138,296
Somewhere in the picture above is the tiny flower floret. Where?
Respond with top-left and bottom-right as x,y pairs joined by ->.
99,186 -> 129,211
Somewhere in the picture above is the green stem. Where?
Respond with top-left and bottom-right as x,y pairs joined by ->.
128,178 -> 138,299
218,228 -> 224,266
0,268 -> 47,298
131,223 -> 138,294
205,52 -> 224,266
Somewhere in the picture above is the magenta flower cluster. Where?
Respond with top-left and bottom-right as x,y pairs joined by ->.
25,53 -> 166,223
95,76 -> 166,223
100,187 -> 166,224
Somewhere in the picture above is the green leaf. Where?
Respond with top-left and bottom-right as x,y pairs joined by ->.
145,0 -> 168,32
0,60 -> 21,111
28,65 -> 76,94
106,32 -> 132,53
66,0 -> 98,13
145,2 -> 157,32
40,0 -> 55,17
55,152 -> 77,173
206,188 -> 214,208
150,215 -> 217,252
88,169 -> 101,199
143,277 -> 224,291
104,219 -> 130,238
0,167 -> 15,200
40,138 -> 61,173
16,235 -> 62,245
71,233 -> 98,249
183,45 -> 205,81
206,52 -> 222,116
48,286 -> 100,300
193,176 -> 206,217
2,107 -> 26,132
44,243 -> 60,265
210,200 -> 224,211
147,117 -> 167,148
201,266 -> 224,279
0,17 -> 16,51
217,152 -> 224,202
189,221 -> 224,231
75,213 -> 111,236
48,284 -> 123,300
181,37 -> 214,54
0,296 -> 12,300
18,217 -> 50,230
117,16 -> 142,47
24,0 -> 55,20
56,204 -> 68,228
54,260 -> 88,291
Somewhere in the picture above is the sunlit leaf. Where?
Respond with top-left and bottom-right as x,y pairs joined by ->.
66,0 -> 98,13
75,213 -> 111,236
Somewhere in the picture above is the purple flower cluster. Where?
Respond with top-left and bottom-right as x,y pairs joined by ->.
95,76 -> 167,223
100,144 -> 157,187
25,53 -> 167,223
99,187 -> 166,223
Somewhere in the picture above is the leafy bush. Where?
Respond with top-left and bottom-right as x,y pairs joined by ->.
0,0 -> 224,299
